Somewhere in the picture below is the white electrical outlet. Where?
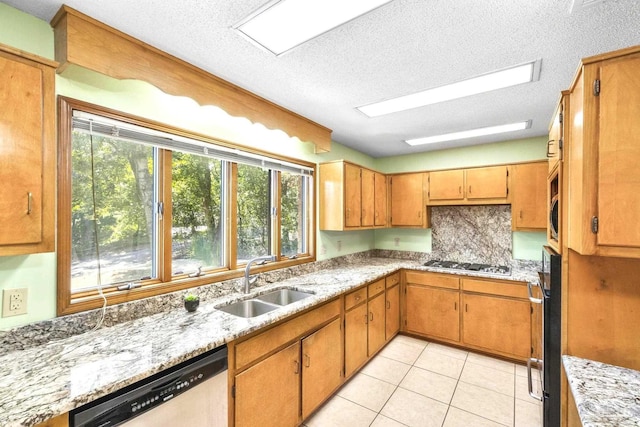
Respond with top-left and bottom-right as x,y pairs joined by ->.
337,240 -> 342,251
2,288 -> 28,317
394,237 -> 400,247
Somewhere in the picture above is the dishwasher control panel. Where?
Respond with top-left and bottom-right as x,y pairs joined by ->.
70,346 -> 228,427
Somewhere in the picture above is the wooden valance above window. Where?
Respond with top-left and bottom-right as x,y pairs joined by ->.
50,5 -> 332,153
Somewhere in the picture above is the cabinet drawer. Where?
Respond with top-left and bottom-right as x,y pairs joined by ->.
385,272 -> 400,288
462,278 -> 528,299
235,298 -> 340,371
368,279 -> 385,298
405,271 -> 459,289
345,287 -> 367,310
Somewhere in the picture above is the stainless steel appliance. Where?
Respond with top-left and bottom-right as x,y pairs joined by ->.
528,246 -> 561,427
71,346 -> 228,427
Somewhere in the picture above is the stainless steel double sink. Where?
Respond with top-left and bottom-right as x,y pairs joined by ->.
217,289 -> 314,318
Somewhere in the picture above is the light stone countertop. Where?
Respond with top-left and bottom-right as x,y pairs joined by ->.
0,257 -> 538,427
563,355 -> 640,426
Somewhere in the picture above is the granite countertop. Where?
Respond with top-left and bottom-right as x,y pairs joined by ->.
0,257 -> 538,427
563,355 -> 640,426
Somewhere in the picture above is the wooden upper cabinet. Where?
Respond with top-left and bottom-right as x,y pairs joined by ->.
374,172 -> 387,226
319,160 -> 386,230
512,162 -> 547,231
548,95 -> 565,172
466,165 -> 508,200
567,47 -> 640,258
427,165 -> 509,205
361,168 -> 375,227
344,163 -> 362,227
428,169 -> 464,201
389,173 -> 429,227
0,45 -> 56,256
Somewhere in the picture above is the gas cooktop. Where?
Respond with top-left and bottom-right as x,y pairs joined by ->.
423,259 -> 511,276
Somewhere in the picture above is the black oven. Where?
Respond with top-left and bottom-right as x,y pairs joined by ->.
528,246 -> 561,427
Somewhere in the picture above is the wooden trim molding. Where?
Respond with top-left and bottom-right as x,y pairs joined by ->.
50,5 -> 332,153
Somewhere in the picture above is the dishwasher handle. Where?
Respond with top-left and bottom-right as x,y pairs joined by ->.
528,281 -> 544,304
527,358 -> 544,402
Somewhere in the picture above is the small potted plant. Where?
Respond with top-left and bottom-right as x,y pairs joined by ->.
184,294 -> 200,312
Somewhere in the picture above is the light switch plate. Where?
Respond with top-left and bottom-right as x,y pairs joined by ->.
2,288 -> 28,317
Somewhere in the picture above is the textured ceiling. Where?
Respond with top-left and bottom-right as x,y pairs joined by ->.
3,0 -> 640,157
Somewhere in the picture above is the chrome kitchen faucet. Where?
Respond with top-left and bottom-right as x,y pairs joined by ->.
244,255 -> 276,293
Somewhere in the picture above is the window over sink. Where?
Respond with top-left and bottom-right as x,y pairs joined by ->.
58,98 -> 315,314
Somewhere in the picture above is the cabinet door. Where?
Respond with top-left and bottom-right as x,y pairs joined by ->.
302,318 -> 343,419
344,163 -> 361,227
345,302 -> 368,377
429,169 -> 464,201
512,163 -> 547,230
462,293 -> 531,359
466,166 -> 508,200
235,341 -> 301,427
368,292 -> 386,356
597,54 -> 640,250
374,172 -> 387,226
361,168 -> 375,227
0,55 -> 44,246
406,285 -> 460,342
385,284 -> 400,341
390,173 -> 424,226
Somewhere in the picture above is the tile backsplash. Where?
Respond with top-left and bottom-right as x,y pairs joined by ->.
430,205 -> 512,265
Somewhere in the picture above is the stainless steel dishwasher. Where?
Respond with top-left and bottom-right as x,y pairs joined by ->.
71,346 -> 228,427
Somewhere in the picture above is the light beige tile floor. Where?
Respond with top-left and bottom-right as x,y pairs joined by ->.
304,335 -> 542,427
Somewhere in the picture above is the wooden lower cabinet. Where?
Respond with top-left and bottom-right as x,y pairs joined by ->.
345,300 -> 368,377
34,414 -> 68,427
235,341 -> 301,427
406,284 -> 460,342
385,284 -> 400,341
462,293 -> 531,359
368,292 -> 386,355
301,319 -> 342,419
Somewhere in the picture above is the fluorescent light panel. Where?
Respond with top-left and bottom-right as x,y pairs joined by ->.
358,60 -> 541,117
406,121 -> 532,146
235,0 -> 393,56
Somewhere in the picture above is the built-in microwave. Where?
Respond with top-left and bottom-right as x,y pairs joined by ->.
547,164 -> 560,252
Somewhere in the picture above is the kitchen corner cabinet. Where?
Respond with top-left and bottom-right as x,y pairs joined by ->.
0,44 -> 57,256
567,46 -> 640,258
231,299 -> 341,427
427,165 -> 509,206
511,162 -> 547,231
404,272 -> 460,343
389,172 -> 429,227
319,160 -> 386,230
402,271 -> 532,361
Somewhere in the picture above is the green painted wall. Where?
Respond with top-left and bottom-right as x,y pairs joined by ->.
0,4 -> 546,330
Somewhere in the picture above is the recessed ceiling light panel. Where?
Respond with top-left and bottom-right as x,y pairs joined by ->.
234,0 -> 393,56
358,60 -> 542,117
405,120 -> 532,146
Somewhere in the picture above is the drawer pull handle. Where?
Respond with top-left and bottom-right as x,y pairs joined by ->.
294,360 -> 300,374
454,302 -> 457,310
369,312 -> 374,321
27,192 -> 32,214
304,354 -> 310,368
465,304 -> 468,312
458,186 -> 462,194
468,186 -> 472,194
386,300 -> 391,309
355,295 -> 361,301
364,314 -> 368,324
